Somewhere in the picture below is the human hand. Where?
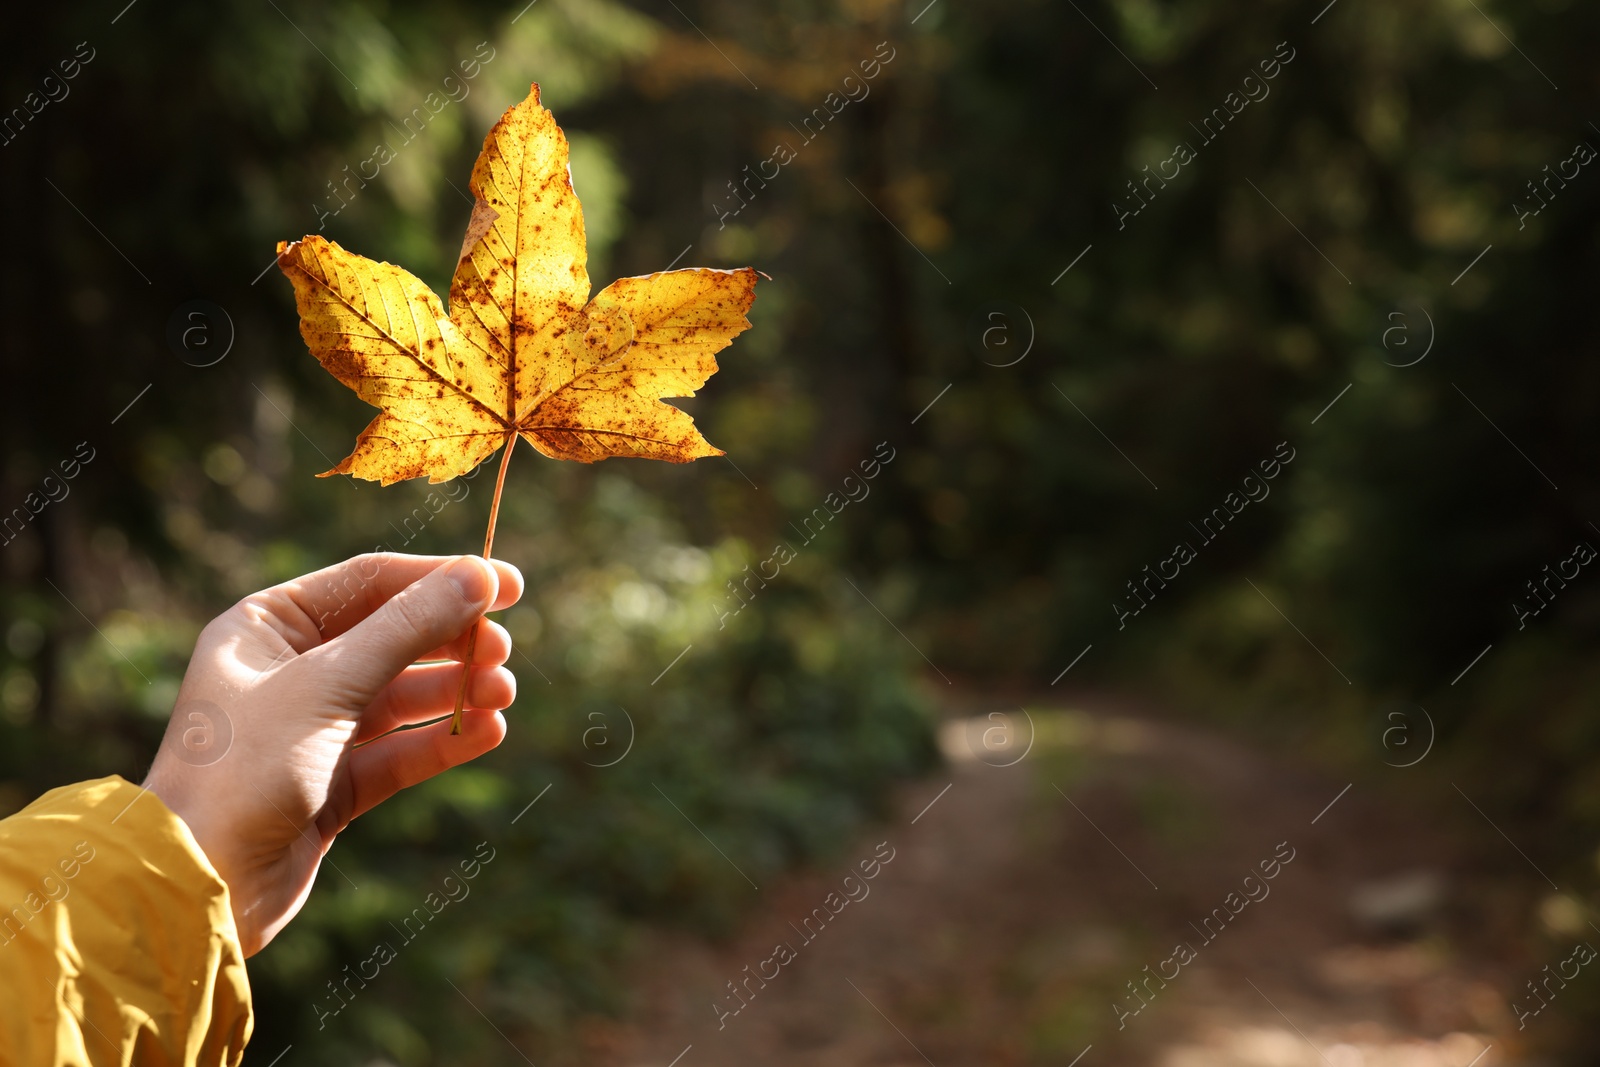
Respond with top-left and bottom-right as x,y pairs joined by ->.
143,553 -> 523,956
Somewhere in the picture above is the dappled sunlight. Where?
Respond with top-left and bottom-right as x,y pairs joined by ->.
1159,1026 -> 1490,1067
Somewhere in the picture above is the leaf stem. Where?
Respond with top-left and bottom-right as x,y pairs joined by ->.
451,432 -> 517,734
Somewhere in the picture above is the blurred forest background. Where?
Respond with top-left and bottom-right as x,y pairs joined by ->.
4,0 -> 1600,1062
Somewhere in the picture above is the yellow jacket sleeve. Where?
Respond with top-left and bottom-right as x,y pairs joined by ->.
0,775 -> 252,1066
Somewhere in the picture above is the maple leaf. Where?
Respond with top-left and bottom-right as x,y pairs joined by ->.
277,83 -> 758,484
276,83 -> 760,729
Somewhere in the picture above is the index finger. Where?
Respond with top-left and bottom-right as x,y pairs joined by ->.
281,552 -> 524,644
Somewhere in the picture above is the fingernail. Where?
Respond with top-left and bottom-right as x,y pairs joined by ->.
445,556 -> 493,606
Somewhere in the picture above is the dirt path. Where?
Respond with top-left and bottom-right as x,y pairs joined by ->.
577,697 -> 1559,1066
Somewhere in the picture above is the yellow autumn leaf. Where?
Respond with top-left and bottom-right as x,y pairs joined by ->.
275,83 -> 761,732
276,82 -> 759,486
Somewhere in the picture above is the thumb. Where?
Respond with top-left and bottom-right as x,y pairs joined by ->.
321,556 -> 497,699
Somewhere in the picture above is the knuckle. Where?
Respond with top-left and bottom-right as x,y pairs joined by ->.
378,747 -> 409,799
387,587 -> 436,641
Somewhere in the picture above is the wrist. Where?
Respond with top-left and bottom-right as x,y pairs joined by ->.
143,761 -> 262,953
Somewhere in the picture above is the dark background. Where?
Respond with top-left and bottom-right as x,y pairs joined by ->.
4,0 -> 1600,1062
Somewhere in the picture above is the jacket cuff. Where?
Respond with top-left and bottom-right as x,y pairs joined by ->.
0,775 -> 253,1066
